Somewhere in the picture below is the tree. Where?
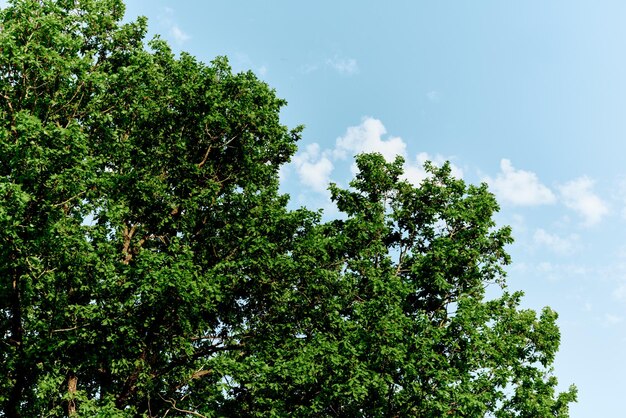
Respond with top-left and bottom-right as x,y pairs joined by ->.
0,0 -> 576,416
232,155 -> 577,417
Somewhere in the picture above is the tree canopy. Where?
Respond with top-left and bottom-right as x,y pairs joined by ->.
0,0 -> 576,416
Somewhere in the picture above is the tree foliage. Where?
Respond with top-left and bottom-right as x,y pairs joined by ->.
0,0 -> 576,416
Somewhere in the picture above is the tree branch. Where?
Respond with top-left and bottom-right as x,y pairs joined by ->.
160,395 -> 209,418
122,224 -> 137,264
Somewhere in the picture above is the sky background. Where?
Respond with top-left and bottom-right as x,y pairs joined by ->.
122,2 -> 626,416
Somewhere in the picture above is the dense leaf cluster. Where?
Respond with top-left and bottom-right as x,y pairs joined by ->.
0,1 -> 576,416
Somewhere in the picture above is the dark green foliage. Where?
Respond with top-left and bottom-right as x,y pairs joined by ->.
0,1 -> 575,416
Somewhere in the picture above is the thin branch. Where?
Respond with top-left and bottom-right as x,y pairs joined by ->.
222,134 -> 238,148
53,190 -> 87,208
191,369 -> 211,379
197,144 -> 212,169
189,334 -> 221,342
1,92 -> 14,114
51,324 -> 89,333
395,246 -> 406,275
160,395 -> 209,418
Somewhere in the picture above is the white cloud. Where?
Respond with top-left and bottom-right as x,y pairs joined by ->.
559,176 -> 609,226
402,155 -> 429,185
292,143 -> 334,194
278,164 -> 289,185
485,159 -> 556,206
334,117 -> 406,162
287,117 -> 460,193
326,55 -> 359,75
402,152 -> 463,185
533,228 -> 580,256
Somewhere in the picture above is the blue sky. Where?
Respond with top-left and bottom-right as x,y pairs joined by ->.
124,2 -> 626,416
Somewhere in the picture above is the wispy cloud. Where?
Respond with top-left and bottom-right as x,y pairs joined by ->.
612,283 -> 626,301
485,159 -> 556,206
426,90 -> 442,103
603,313 -> 623,327
159,7 -> 191,45
559,176 -> 609,226
229,52 -> 268,75
303,55 -> 359,76
326,55 -> 359,75
170,25 -> 191,43
533,228 -> 580,256
301,63 -> 319,74
534,261 -> 589,281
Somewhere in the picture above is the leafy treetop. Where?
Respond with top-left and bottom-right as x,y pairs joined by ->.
0,0 -> 576,416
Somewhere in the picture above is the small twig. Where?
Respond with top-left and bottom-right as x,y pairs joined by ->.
191,369 -> 210,379
160,395 -> 209,418
51,324 -> 89,333
53,190 -> 87,208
